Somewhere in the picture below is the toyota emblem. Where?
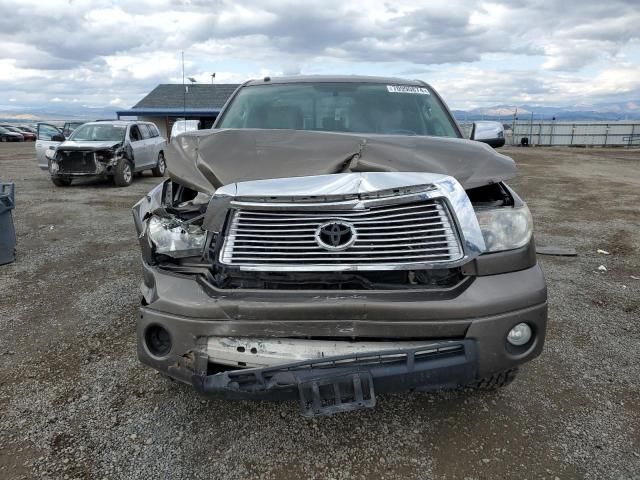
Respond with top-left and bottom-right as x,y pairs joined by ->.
315,221 -> 357,251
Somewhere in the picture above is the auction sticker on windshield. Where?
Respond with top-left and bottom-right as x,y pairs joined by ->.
387,85 -> 431,94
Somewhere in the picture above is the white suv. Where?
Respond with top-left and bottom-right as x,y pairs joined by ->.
37,121 -> 167,187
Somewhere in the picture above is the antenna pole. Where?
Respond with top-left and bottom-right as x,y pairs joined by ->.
182,51 -> 186,131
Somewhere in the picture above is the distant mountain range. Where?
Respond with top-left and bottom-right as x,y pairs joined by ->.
453,100 -> 640,121
1,99 -> 640,123
0,104 -> 119,123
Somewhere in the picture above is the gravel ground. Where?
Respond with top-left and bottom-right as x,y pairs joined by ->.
0,142 -> 639,479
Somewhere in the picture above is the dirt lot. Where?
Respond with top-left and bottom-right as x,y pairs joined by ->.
0,142 -> 639,479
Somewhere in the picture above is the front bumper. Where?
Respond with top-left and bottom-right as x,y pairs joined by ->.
193,341 -> 476,416
50,152 -> 117,176
137,264 -> 547,404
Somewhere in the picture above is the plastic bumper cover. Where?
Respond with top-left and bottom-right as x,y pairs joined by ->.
191,341 -> 476,416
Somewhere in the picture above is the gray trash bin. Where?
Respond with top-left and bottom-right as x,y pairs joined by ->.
0,182 -> 16,265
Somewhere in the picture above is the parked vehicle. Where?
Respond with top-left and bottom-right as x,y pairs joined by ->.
2,125 -> 36,141
15,125 -> 37,134
0,126 -> 24,142
133,76 -> 546,417
2,125 -> 27,141
40,121 -> 166,187
170,119 -> 201,141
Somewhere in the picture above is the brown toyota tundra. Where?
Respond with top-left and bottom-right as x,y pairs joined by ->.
132,76 -> 547,416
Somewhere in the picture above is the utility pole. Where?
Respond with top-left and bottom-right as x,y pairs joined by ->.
182,51 -> 186,131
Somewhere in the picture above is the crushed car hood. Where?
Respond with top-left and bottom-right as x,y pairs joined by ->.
165,129 -> 517,194
57,140 -> 122,151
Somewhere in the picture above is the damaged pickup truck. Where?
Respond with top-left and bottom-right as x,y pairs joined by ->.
133,76 -> 547,417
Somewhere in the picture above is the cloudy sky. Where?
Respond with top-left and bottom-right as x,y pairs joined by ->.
0,0 -> 639,114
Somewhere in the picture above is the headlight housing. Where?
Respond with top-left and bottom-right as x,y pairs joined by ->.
147,215 -> 205,258
475,204 -> 533,253
95,150 -> 114,162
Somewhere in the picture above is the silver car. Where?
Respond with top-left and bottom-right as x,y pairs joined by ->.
36,121 -> 167,187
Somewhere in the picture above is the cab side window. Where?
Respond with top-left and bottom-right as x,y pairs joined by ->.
139,125 -> 151,140
129,125 -> 142,142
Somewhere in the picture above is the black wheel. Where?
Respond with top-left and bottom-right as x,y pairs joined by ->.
113,159 -> 134,187
471,368 -> 518,391
151,152 -> 166,177
1,137 -> 6,142
51,177 -> 72,187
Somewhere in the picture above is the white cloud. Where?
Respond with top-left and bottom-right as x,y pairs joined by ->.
0,0 -> 638,112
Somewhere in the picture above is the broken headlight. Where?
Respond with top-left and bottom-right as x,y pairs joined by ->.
147,215 -> 205,258
95,150 -> 115,162
475,204 -> 533,253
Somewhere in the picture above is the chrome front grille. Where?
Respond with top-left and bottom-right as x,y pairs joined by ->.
218,198 -> 464,271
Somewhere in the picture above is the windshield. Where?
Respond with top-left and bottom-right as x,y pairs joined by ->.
0,127 -> 9,133
69,124 -> 126,142
217,82 -> 460,138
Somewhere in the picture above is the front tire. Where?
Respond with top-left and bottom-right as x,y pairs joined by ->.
151,152 -> 166,177
471,368 -> 518,391
51,177 -> 72,187
113,159 -> 133,187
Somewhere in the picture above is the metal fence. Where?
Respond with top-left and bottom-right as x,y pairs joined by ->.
510,121 -> 640,147
459,120 -> 640,147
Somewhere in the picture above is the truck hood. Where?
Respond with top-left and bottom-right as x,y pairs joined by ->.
165,128 -> 517,194
58,140 -> 122,151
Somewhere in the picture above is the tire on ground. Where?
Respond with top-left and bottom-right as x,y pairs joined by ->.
471,368 -> 518,391
113,159 -> 134,187
151,152 -> 166,177
51,177 -> 72,187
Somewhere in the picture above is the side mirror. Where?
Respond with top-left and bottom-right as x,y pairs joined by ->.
51,134 -> 66,142
471,121 -> 505,148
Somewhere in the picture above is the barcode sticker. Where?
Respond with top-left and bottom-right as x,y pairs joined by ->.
387,85 -> 431,95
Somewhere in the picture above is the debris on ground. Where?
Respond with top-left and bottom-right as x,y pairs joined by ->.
536,246 -> 578,256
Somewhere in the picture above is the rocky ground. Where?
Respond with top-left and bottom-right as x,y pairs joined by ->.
0,142 -> 638,479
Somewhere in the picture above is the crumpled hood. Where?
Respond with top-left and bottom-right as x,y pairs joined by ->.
58,140 -> 122,151
165,128 -> 516,194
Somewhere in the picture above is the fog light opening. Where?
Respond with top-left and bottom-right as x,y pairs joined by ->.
507,323 -> 532,346
145,324 -> 172,357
